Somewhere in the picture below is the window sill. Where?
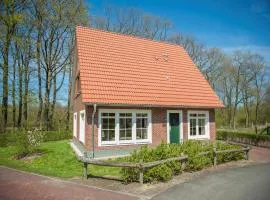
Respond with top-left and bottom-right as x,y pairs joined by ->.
188,136 -> 210,140
100,140 -> 152,146
135,140 -> 151,144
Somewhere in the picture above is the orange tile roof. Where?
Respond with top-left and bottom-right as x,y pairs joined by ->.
75,26 -> 224,108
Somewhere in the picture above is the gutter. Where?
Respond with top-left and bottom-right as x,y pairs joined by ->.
92,104 -> 97,158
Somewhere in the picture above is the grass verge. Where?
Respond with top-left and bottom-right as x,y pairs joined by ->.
0,140 -> 121,178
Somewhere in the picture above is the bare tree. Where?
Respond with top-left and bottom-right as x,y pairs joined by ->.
91,6 -> 171,40
0,0 -> 25,132
250,54 -> 267,133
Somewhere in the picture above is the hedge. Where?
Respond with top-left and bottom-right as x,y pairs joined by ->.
120,141 -> 244,183
217,130 -> 270,146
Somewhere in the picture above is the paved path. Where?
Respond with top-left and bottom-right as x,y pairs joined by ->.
152,163 -> 270,200
249,146 -> 270,163
0,167 -> 138,200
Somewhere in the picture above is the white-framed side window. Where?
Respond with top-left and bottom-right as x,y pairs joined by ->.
188,110 -> 210,140
79,110 -> 85,144
98,109 -> 152,146
73,112 -> 77,138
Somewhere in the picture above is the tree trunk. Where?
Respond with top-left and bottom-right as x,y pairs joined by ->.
66,66 -> 72,130
23,63 -> 29,128
1,35 -> 10,132
12,48 -> 17,128
49,74 -> 57,128
36,30 -> 43,128
17,62 -> 23,127
43,70 -> 52,130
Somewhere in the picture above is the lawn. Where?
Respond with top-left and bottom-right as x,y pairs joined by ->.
0,140 -> 121,178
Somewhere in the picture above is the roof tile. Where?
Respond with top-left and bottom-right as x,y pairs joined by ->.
76,26 -> 223,108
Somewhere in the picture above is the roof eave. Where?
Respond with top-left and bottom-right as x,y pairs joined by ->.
83,102 -> 224,109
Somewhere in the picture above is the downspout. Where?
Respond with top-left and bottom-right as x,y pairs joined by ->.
92,104 -> 97,158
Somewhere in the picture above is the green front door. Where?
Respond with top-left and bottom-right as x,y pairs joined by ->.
169,113 -> 180,143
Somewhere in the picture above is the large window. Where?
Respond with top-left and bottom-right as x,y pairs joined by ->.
136,113 -> 148,139
101,113 -> 116,143
119,113 -> 132,141
188,111 -> 209,139
99,109 -> 151,146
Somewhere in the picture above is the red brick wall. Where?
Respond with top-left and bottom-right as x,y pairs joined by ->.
82,106 -> 216,151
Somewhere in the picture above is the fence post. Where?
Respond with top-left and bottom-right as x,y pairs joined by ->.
245,146 -> 250,160
83,152 -> 88,179
139,159 -> 144,185
180,153 -> 186,171
213,143 -> 217,167
83,163 -> 88,179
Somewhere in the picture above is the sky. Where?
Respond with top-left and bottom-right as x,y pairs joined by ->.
88,0 -> 270,63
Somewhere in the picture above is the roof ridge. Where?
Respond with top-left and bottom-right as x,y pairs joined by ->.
76,25 -> 183,48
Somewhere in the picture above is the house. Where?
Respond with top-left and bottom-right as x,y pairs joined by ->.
72,26 -> 224,158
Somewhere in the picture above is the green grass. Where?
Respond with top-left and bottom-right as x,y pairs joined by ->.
0,140 -> 121,178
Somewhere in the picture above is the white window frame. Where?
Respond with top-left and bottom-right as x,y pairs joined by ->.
187,110 -> 210,140
79,110 -> 85,144
98,109 -> 152,146
166,110 -> 183,144
73,112 -> 77,138
119,112 -> 133,144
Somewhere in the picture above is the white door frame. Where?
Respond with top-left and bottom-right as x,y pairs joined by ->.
167,110 -> 183,144
73,112 -> 77,138
79,110 -> 85,144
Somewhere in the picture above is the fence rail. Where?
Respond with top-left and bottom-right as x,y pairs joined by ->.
77,144 -> 251,184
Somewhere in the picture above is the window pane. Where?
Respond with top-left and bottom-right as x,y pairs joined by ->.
119,113 -> 132,141
102,113 -> 108,117
120,130 -> 125,140
198,118 -> 205,135
190,118 -> 196,136
141,129 -> 147,139
101,112 -> 115,142
198,113 -> 206,117
101,130 -> 108,141
109,130 -> 115,141
136,118 -> 142,128
136,113 -> 147,117
126,129 -> 132,140
190,113 -> 197,117
198,118 -> 205,126
136,129 -> 142,139
102,118 -> 109,129
136,113 -> 148,140
119,118 -> 125,129
120,113 -> 126,117
142,118 -> 148,128
126,118 -> 132,128
108,118 -> 115,129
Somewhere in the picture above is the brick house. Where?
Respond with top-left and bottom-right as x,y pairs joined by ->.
72,26 -> 223,158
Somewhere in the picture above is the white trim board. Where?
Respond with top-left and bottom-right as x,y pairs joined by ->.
73,112 -> 77,138
79,110 -> 85,144
167,110 -> 183,144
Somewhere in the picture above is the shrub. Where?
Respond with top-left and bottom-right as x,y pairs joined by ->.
14,130 -> 43,158
217,130 -> 270,145
121,141 -> 244,183
216,142 -> 244,163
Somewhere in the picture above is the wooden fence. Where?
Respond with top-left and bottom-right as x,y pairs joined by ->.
76,144 -> 251,184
